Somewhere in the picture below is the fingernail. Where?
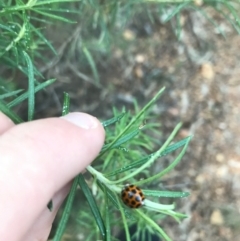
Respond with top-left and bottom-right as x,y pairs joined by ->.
61,112 -> 99,129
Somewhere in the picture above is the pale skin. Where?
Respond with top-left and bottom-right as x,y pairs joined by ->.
0,112 -> 105,241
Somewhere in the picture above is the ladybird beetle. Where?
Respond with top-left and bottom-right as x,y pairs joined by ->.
121,184 -> 145,208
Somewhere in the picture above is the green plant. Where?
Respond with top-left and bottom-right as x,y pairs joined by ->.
51,88 -> 191,241
0,0 -> 76,120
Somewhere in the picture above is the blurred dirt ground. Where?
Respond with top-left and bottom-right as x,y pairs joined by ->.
24,7 -> 240,241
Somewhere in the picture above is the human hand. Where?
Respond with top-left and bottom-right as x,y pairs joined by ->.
0,112 -> 105,241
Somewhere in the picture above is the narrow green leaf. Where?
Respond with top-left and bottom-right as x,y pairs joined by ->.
101,129 -> 139,151
53,177 -> 79,241
32,7 -> 79,14
34,0 -> 80,6
163,2 -> 188,22
105,136 -> 190,177
32,9 -> 76,23
0,89 -> 23,100
103,186 -> 111,241
78,174 -> 106,240
22,51 -> 35,121
62,92 -> 70,116
101,112 -> 126,127
31,24 -> 57,55
0,101 -> 23,123
8,79 -> 56,108
83,47 -> 100,84
0,23 -> 15,33
142,190 -> 190,198
175,11 -> 182,39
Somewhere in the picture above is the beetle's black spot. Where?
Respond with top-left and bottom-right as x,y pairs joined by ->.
135,203 -> 141,208
121,192 -> 126,198
131,200 -> 136,206
131,189 -> 137,194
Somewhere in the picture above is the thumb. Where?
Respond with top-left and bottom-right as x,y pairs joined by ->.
0,112 -> 105,241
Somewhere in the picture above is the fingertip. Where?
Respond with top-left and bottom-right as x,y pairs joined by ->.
61,112 -> 106,158
61,112 -> 100,130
